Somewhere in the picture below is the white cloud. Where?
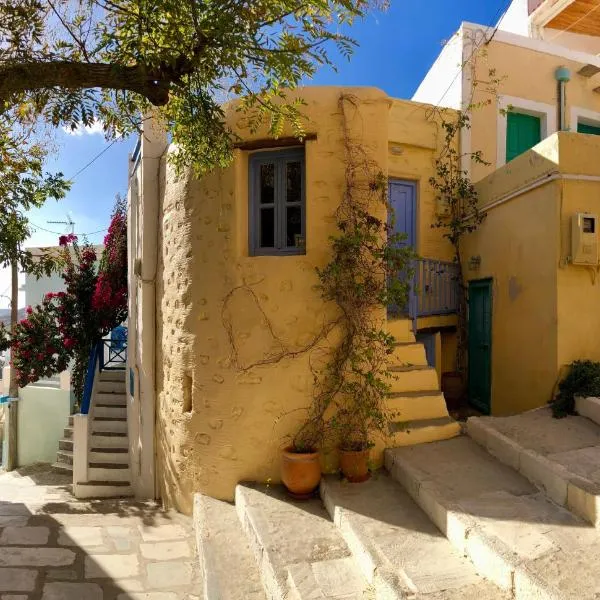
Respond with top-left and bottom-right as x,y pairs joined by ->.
62,120 -> 105,137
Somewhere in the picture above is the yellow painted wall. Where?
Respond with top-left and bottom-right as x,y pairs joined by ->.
154,87 -> 456,511
469,38 -> 600,182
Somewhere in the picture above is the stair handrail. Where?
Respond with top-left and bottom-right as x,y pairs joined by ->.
81,339 -> 102,415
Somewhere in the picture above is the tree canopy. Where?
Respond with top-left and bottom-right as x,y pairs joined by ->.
1,0 -> 382,171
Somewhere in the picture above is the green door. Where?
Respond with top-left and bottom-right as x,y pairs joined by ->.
506,112 -> 541,162
468,279 -> 492,414
578,122 -> 600,136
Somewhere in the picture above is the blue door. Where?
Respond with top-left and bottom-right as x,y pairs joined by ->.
389,180 -> 416,316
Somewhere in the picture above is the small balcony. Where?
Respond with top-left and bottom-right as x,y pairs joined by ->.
530,0 -> 600,37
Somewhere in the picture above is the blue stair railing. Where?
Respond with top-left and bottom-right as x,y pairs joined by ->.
81,339 -> 102,415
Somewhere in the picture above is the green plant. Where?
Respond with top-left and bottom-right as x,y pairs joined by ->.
292,94 -> 413,453
552,360 -> 600,418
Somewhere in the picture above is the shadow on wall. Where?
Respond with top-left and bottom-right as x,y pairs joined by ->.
0,464 -> 200,597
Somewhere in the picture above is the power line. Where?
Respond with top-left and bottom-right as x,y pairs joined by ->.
67,137 -> 120,182
28,221 -> 107,237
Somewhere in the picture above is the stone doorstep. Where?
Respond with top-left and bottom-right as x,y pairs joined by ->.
467,418 -> 600,527
194,494 -> 267,600
234,484 -> 369,600
384,444 -> 573,600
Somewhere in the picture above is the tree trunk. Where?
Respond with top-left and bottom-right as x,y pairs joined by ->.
6,261 -> 18,471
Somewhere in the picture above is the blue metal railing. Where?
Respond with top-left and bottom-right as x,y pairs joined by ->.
408,258 -> 460,328
80,328 -> 128,414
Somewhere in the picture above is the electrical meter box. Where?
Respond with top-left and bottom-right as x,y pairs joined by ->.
571,213 -> 599,265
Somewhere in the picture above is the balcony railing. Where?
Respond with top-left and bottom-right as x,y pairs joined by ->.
408,258 -> 461,327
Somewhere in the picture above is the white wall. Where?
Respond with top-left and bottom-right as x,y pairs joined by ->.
22,272 -> 66,308
412,29 -> 464,109
499,0 -> 531,37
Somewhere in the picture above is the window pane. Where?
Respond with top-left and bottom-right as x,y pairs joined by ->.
260,164 -> 275,204
286,161 -> 302,204
260,208 -> 275,247
286,206 -> 302,247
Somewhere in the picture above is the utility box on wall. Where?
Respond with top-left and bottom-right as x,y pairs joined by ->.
571,213 -> 599,265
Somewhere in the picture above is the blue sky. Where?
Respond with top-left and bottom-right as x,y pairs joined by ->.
0,0 -> 508,308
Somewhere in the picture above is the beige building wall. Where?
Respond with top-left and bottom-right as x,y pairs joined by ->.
152,87 -> 455,511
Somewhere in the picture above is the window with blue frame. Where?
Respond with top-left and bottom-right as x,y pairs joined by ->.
249,148 -> 305,256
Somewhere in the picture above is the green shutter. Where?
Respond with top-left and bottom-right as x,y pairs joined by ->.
506,112 -> 542,163
578,122 -> 600,136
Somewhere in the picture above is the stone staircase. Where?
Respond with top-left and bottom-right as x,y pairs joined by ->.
53,369 -> 132,498
194,398 -> 600,599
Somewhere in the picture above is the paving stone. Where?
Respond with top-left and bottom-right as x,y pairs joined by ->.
146,561 -> 193,588
0,517 -> 28,528
41,582 -> 103,600
46,569 -> 78,581
113,579 -> 143,592
58,527 -> 103,547
0,568 -> 37,592
117,593 -> 178,600
2,595 -> 29,600
85,554 -> 139,579
140,541 -> 191,560
138,524 -> 187,542
0,548 -> 75,567
0,526 -> 49,545
0,504 -> 30,517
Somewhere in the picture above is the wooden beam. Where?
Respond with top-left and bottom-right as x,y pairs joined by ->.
234,134 -> 317,151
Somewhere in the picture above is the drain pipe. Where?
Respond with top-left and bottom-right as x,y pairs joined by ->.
555,66 -> 571,131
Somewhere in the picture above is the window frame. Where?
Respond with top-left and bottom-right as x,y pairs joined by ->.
249,148 -> 306,257
571,106 -> 600,136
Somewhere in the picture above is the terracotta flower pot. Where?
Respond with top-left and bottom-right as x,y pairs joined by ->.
441,371 -> 466,411
281,446 -> 321,499
339,447 -> 371,483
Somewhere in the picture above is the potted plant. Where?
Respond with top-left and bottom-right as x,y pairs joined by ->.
280,420 -> 322,499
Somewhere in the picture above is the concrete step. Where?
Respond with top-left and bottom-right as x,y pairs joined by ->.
386,365 -> 439,393
88,464 -> 131,483
194,494 -> 267,600
97,380 -> 125,394
58,439 -> 73,452
94,405 -> 127,419
467,407 -> 600,527
89,448 -> 129,464
386,436 -> 600,599
320,474 -> 509,599
386,318 -> 416,344
63,426 -> 73,439
98,370 -> 126,383
389,342 -> 428,367
92,417 -> 127,433
236,484 -> 369,600
75,481 -> 133,499
52,462 -> 73,475
386,390 -> 449,422
90,431 -> 128,449
387,416 -> 460,447
68,415 -> 74,427
95,393 -> 127,406
56,450 -> 73,465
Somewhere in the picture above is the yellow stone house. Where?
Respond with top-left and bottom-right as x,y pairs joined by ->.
122,0 -> 600,512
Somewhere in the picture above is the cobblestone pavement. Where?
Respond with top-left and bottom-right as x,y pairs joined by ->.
0,464 -> 201,599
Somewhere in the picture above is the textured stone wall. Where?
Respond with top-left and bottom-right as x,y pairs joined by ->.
154,87 -> 454,511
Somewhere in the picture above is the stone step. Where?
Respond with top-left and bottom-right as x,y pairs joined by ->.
467,407 -> 600,527
194,494 -> 267,600
75,481 -> 133,499
386,318 -> 416,344
56,450 -> 73,465
386,436 -> 600,599
89,448 -> 129,464
94,405 -> 127,419
389,342 -> 428,367
90,431 -> 129,448
68,415 -> 74,427
576,396 -> 600,426
98,370 -> 126,383
236,484 -> 369,600
97,380 -> 125,394
52,462 -> 73,475
63,426 -> 73,439
95,392 -> 127,406
386,366 -> 439,393
58,439 -> 73,452
88,464 -> 131,483
92,417 -> 128,433
387,416 -> 460,447
386,390 -> 449,422
320,474 -> 509,599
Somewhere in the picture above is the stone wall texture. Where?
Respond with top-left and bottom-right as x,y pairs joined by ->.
153,87 -> 454,511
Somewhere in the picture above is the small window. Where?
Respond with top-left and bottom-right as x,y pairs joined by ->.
578,121 -> 600,136
506,112 -> 541,162
249,149 -> 306,255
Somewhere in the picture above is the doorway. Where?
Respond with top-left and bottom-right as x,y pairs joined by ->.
468,279 -> 492,414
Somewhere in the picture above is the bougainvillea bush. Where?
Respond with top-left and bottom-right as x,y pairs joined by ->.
8,197 -> 127,401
